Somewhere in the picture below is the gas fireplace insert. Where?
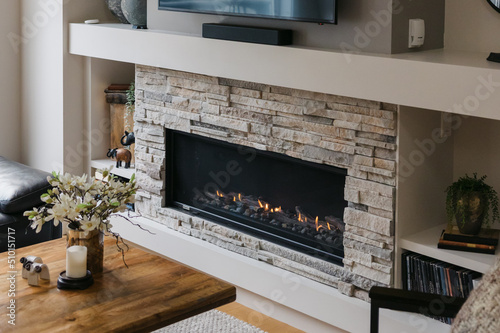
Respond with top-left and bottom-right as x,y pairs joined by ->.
165,130 -> 347,265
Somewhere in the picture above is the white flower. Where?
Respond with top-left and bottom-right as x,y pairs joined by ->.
51,193 -> 80,224
24,167 -> 136,236
80,216 -> 101,234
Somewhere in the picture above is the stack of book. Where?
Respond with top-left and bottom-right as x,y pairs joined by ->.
437,225 -> 499,255
402,251 -> 482,324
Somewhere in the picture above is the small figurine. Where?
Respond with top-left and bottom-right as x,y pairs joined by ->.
107,148 -> 132,168
26,263 -> 50,286
120,131 -> 135,146
20,256 -> 43,279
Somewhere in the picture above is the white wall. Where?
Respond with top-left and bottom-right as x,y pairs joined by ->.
62,1 -> 117,175
445,0 -> 500,220
148,0 -> 395,53
0,0 -> 21,161
453,117 -> 500,200
445,0 -> 500,52
20,0 -> 64,172
20,0 -> 117,173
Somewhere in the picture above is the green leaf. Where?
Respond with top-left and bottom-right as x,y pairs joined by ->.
77,203 -> 94,209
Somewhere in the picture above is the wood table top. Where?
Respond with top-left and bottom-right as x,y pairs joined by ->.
0,237 -> 236,332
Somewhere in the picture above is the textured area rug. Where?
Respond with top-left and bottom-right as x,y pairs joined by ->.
153,309 -> 268,333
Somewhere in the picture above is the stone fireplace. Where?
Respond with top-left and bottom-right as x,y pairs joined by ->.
133,65 -> 397,301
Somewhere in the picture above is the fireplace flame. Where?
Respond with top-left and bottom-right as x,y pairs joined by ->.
205,189 -> 342,237
315,216 -> 324,231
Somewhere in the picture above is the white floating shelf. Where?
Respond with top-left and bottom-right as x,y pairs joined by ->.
399,224 -> 499,274
90,159 -> 135,179
69,23 -> 500,121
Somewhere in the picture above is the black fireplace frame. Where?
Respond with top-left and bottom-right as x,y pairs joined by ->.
164,129 -> 346,265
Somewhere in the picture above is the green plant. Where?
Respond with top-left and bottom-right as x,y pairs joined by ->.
126,81 -> 135,111
125,81 -> 135,132
445,173 -> 499,228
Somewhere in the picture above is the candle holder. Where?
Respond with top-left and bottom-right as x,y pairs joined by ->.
57,271 -> 94,290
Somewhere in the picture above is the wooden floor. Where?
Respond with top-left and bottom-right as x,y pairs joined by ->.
218,302 -> 304,333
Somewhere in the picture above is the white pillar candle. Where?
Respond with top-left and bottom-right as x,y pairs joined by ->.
66,245 -> 87,278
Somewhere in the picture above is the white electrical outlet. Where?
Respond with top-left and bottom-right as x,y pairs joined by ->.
409,19 -> 425,48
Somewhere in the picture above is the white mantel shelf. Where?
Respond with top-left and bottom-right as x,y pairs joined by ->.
69,23 -> 500,121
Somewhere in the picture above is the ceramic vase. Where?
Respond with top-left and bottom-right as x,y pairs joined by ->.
121,0 -> 147,29
105,0 -> 129,24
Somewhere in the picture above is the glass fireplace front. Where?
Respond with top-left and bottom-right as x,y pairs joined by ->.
166,130 -> 347,265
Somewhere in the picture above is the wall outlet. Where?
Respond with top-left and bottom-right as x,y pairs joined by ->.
409,19 -> 425,48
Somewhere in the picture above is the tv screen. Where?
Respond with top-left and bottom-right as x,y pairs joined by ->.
158,0 -> 338,24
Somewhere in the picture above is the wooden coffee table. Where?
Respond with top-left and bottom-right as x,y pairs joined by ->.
0,237 -> 236,332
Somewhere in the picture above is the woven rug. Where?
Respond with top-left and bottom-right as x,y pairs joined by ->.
153,309 -> 268,333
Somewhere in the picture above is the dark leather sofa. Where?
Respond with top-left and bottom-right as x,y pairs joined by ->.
0,156 -> 61,252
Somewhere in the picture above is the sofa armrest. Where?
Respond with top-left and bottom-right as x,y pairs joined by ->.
369,286 -> 466,333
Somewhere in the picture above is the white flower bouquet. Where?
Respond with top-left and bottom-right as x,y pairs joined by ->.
24,168 -> 136,237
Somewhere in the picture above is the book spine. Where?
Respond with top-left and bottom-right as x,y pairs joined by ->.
415,255 -> 424,292
439,264 -> 448,296
460,270 -> 469,298
427,260 -> 435,294
402,252 -> 409,290
438,242 -> 496,255
421,257 -> 429,293
443,233 -> 498,246
432,262 -> 441,295
439,238 -> 496,250
445,267 -> 456,296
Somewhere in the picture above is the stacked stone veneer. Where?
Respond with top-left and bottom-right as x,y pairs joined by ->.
133,65 -> 398,301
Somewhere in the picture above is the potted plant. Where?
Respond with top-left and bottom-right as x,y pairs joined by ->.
445,173 -> 499,235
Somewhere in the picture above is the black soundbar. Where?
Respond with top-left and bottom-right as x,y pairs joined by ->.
202,23 -> 293,45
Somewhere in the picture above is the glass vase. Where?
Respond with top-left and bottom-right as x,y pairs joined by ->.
66,227 -> 104,274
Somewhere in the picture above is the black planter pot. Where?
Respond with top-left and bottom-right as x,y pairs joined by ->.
455,192 -> 486,235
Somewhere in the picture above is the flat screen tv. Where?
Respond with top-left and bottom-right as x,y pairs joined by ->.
158,0 -> 338,24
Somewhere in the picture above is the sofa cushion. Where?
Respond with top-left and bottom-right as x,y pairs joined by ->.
0,157 -> 51,214
0,211 -> 61,252
451,257 -> 500,333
